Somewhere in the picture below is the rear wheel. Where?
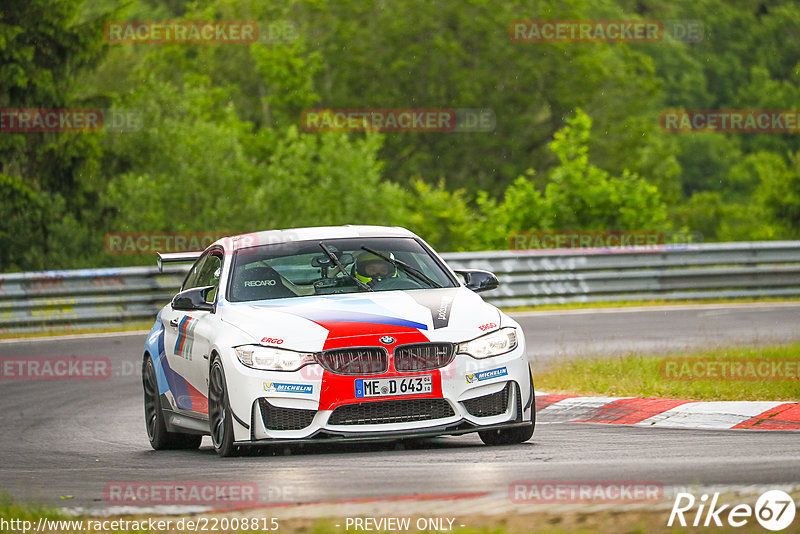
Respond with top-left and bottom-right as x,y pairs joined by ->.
142,356 -> 202,450
479,374 -> 536,446
208,357 -> 239,457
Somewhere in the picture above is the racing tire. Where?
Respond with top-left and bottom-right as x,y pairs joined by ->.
478,373 -> 536,446
142,356 -> 202,450
208,356 -> 240,457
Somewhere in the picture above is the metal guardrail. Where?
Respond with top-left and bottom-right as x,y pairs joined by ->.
1,241 -> 799,334
444,241 -> 800,307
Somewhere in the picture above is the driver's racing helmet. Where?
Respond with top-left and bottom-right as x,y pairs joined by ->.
354,252 -> 398,286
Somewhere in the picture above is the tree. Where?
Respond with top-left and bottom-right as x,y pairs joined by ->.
478,109 -> 669,249
295,0 -> 671,196
0,0 -> 109,270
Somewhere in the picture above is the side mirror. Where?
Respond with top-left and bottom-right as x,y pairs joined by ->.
172,285 -> 215,312
455,269 -> 499,293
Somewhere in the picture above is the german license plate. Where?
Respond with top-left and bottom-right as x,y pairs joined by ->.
354,375 -> 433,398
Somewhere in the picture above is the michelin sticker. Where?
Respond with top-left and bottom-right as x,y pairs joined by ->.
263,382 -> 313,394
466,366 -> 508,384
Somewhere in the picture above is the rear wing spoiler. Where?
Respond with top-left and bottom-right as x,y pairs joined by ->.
156,251 -> 203,272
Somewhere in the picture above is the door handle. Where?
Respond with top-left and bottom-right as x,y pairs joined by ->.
169,318 -> 179,328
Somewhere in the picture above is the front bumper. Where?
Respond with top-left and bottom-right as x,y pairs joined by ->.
225,344 -> 533,444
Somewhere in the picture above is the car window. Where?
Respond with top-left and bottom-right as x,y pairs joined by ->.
183,253 -> 222,302
228,237 -> 457,302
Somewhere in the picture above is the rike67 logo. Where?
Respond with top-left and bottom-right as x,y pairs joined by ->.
668,490 -> 796,531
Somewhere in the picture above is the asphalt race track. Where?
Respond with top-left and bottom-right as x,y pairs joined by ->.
1,303 -> 799,513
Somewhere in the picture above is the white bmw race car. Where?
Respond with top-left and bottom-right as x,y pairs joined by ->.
142,226 -> 534,456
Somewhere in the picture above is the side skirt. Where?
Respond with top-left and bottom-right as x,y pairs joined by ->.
163,409 -> 209,435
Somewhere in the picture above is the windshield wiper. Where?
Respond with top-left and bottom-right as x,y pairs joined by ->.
360,246 -> 441,288
319,242 -> 372,292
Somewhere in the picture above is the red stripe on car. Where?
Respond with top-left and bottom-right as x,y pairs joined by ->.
315,321 -> 436,411
187,380 -> 208,414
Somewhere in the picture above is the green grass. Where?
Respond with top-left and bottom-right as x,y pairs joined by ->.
503,296 -> 800,312
0,495 -> 66,522
8,492 -> 786,533
0,496 -> 661,533
535,343 -> 800,401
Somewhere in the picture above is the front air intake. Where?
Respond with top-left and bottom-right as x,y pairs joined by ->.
316,347 -> 389,375
393,342 -> 455,372
328,398 -> 455,425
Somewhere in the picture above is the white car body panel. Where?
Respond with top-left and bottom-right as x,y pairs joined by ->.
143,225 -> 533,445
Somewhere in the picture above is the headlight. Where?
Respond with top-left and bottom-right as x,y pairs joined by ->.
457,327 -> 518,358
235,345 -> 316,371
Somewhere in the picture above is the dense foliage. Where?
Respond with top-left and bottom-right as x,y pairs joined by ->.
1,0 -> 799,270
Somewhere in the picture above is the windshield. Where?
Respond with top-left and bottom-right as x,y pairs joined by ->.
227,237 -> 457,302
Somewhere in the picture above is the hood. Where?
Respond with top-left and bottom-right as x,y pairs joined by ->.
220,287 -> 501,352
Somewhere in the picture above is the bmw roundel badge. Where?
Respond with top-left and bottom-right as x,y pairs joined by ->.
379,336 -> 396,345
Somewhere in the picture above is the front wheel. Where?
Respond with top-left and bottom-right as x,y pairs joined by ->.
208,357 -> 239,457
479,376 -> 535,446
142,356 -> 202,450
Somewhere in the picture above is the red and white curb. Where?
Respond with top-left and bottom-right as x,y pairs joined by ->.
535,394 -> 800,430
